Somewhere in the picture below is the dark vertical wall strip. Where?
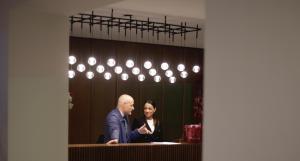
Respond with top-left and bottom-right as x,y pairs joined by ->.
69,37 -> 204,143
0,7 -> 8,161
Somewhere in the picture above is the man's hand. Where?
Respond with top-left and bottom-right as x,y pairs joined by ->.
137,124 -> 152,134
106,139 -> 118,144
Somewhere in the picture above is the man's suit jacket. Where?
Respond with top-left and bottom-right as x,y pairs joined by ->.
104,108 -> 140,143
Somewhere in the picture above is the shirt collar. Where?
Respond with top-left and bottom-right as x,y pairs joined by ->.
118,108 -> 125,117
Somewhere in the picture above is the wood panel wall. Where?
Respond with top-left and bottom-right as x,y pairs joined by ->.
69,37 -> 204,144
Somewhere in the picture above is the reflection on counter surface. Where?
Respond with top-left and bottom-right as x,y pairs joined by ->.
150,142 -> 180,145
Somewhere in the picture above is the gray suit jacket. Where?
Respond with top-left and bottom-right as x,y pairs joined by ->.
104,108 -> 140,143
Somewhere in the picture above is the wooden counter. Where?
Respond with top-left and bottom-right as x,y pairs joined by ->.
69,143 -> 201,161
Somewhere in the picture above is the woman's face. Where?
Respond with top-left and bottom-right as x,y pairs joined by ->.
144,103 -> 156,119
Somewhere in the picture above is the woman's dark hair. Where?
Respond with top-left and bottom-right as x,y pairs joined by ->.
144,100 -> 156,109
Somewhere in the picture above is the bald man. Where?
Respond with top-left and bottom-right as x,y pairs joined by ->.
104,94 -> 151,144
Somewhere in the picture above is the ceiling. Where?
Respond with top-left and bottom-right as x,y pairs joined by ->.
6,0 -> 205,19
6,0 -> 122,15
105,0 -> 205,20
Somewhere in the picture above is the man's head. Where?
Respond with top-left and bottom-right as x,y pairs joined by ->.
117,94 -> 134,115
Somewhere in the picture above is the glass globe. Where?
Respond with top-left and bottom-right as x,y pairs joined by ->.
69,56 -> 77,65
87,57 -> 97,66
169,76 -> 176,83
104,72 -> 112,80
149,68 -> 157,76
161,62 -> 169,70
107,58 -> 116,67
132,67 -> 140,75
126,59 -> 134,68
114,66 -> 123,74
121,73 -> 129,81
138,74 -> 145,82
165,70 -> 173,77
180,71 -> 188,78
96,65 -> 105,73
68,70 -> 75,79
154,75 -> 161,82
144,61 -> 152,69
192,65 -> 200,73
77,64 -> 86,72
86,71 -> 94,79
177,64 -> 185,72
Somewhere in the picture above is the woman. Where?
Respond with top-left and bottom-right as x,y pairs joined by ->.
132,100 -> 163,142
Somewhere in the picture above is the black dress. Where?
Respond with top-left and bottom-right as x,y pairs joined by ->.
131,116 -> 163,143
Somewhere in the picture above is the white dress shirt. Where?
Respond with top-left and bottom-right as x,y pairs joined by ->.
146,119 -> 155,132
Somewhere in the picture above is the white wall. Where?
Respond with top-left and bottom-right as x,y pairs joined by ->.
5,1 -> 122,161
8,7 -> 69,161
204,0 -> 300,161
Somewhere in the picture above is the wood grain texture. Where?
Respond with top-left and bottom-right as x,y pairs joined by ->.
69,143 -> 201,161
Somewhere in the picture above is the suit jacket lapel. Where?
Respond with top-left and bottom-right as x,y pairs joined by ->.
144,117 -> 153,132
114,109 -> 128,143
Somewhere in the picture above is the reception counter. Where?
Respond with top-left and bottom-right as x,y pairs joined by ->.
69,143 -> 201,161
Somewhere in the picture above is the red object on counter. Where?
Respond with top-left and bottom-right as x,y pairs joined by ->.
183,124 -> 202,143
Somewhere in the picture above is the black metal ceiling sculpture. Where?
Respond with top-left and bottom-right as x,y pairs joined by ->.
70,9 -> 201,42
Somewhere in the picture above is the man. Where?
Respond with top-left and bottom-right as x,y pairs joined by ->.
104,94 -> 151,144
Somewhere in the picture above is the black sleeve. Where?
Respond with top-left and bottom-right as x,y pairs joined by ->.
158,121 -> 163,141
131,118 -> 146,143
131,118 -> 140,130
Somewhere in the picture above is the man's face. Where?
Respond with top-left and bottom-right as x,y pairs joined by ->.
122,100 -> 134,115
